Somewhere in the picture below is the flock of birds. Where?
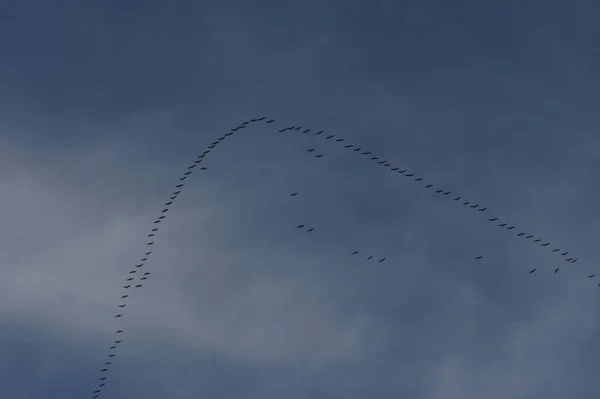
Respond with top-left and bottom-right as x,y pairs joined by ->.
89,116 -> 592,398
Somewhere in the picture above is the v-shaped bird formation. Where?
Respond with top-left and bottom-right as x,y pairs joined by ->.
90,116 -> 592,398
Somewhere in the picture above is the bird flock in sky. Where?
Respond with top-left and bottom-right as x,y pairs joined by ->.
89,116 -> 592,397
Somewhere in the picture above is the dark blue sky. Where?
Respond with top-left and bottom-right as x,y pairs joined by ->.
2,1 -> 600,398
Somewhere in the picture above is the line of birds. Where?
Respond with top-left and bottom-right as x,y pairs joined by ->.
281,124 -> 592,276
91,116 -> 594,397
89,117 -> 273,398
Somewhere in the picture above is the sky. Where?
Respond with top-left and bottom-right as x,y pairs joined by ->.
1,1 -> 600,398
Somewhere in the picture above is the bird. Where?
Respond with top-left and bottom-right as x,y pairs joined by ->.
414,177 -> 423,181
151,229 -> 158,232
352,251 -> 359,255
108,354 -> 115,358
362,151 -> 372,155
266,119 -> 274,123
470,204 -> 479,209
335,138 -> 344,142
326,135 -> 335,139
377,160 -> 385,164
378,257 -> 386,263
306,148 -> 315,152
176,184 -> 184,188
478,207 -> 488,212
526,235 -> 533,239
425,184 -> 433,188
169,196 -> 176,200
435,189 -> 443,194
144,272 -> 150,275
145,252 -> 151,255
554,268 -> 560,273
290,193 -> 298,196
184,171 -> 192,176
126,277 -> 133,281
442,191 -> 451,195
114,340 -> 121,344
367,256 -> 373,260
187,164 -> 197,170
200,167 -> 208,170
115,315 -> 122,318
128,271 -> 137,274
398,170 -> 407,173
158,216 -> 165,220
552,249 -> 560,252
316,130 -> 323,135
476,256 -> 483,260
294,126 -> 302,131
135,284 -> 142,288
118,304 -> 126,308
507,226 -> 515,230
307,228 -> 314,232
453,196 -> 462,201
517,233 -> 525,236
406,173 -> 415,177
147,242 -> 154,246
161,208 -> 168,213
303,129 -> 311,133
116,330 -> 123,333
571,258 -> 578,263
123,285 -> 131,289
109,346 -> 116,350
353,147 -> 362,151
529,269 -> 536,274
489,218 -> 498,222
297,225 -> 304,228
121,295 -> 128,299
148,234 -> 155,238
140,277 -> 148,280
391,167 -> 399,171
500,223 -> 509,227
533,239 -> 541,243
587,275 -> 596,278
566,258 -> 573,262
541,242 -> 549,247
344,144 -> 354,148
315,154 -> 324,158
153,220 -> 160,224
179,177 -> 186,181
135,264 -> 143,267
463,201 -> 471,205
371,157 -> 379,160
561,252 -> 568,256
100,377 -> 107,381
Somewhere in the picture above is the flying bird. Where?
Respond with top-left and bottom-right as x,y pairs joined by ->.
306,148 -> 315,152
367,256 -> 373,260
488,218 -> 498,222
588,275 -> 596,278
344,144 -> 354,148
123,285 -> 131,289
498,223 -> 508,227
315,154 -> 324,158
435,189 -> 443,194
200,167 -> 208,170
335,138 -> 344,142
378,257 -> 386,263
541,242 -> 549,247
517,233 -> 525,236
552,249 -> 560,252
146,242 -> 154,246
526,235 -> 533,239
352,251 -> 359,255
290,193 -> 298,196
118,305 -> 126,308
470,204 -> 479,209
442,191 -> 451,195
297,225 -> 305,228
145,252 -> 151,255
414,177 -> 423,181
326,135 -> 335,139
425,184 -> 433,188
463,201 -> 471,205
108,354 -> 115,358
561,252 -> 568,256
176,184 -> 183,188
135,284 -> 142,288
507,226 -> 515,230
533,239 -> 541,243
478,207 -> 488,212
266,119 -> 274,123
121,295 -> 128,299
116,330 -> 123,333
554,268 -> 560,273
303,129 -> 311,133
307,228 -> 314,232
476,256 -> 483,260
316,130 -> 323,135
406,173 -> 415,177
179,177 -> 186,181
529,269 -> 536,274
115,315 -> 122,318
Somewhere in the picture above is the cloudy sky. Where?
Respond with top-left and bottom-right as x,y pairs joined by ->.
2,1 -> 600,398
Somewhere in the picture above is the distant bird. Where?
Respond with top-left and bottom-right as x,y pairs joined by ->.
266,119 -> 274,124
529,269 -> 536,274
151,229 -> 158,232
153,220 -> 161,224
297,225 -> 305,229
442,191 -> 451,195
118,304 -> 126,308
470,204 -> 479,209
406,173 -> 415,177
352,251 -> 359,255
554,268 -> 560,273
489,218 -> 498,222
335,138 -> 344,142
114,340 -> 121,344
135,284 -> 142,288
517,233 -> 525,236
463,201 -> 471,206
109,346 -> 116,350
561,252 -> 568,256
377,160 -> 385,164
184,171 -> 192,176
145,251 -> 151,255
116,330 -> 123,333
499,223 -> 507,227
314,154 -> 324,158
362,151 -> 372,155
326,135 -> 335,139
316,130 -> 323,135
140,277 -> 147,280
425,184 -> 433,188
587,274 -> 596,278
378,257 -> 386,263
414,177 -> 423,181
566,258 -> 573,262
179,177 -> 186,181
435,189 -> 443,194
303,129 -> 311,133
306,148 -> 315,152
148,234 -> 154,238
367,256 -> 373,260
526,235 -> 533,239
143,272 -> 150,275
453,196 -> 462,201
307,228 -> 314,232
159,216 -> 165,220
121,295 -> 128,299
371,157 -> 379,160
115,314 -> 122,318
344,144 -> 354,148
541,242 -> 549,247
128,271 -> 136,274
108,354 -> 115,358
476,256 -> 483,260
478,207 -> 488,212
552,249 -> 560,252
200,167 -> 208,170
533,239 -> 541,243
571,258 -> 578,263
290,193 -> 298,196
391,167 -> 399,171
146,242 -> 154,246
123,285 -> 131,289
507,226 -> 515,230
353,147 -> 362,151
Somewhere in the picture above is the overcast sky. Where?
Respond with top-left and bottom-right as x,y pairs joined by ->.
2,1 -> 600,398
